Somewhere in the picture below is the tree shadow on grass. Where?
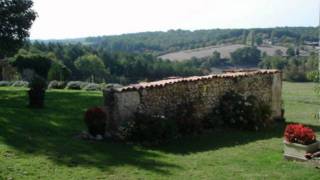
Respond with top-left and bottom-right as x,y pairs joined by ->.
151,122 -> 320,155
0,89 -> 180,175
149,125 -> 286,154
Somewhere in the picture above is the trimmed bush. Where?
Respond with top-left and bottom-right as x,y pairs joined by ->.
48,81 -> 66,89
83,83 -> 101,91
84,107 -> 107,136
11,81 -> 29,87
0,81 -> 12,87
66,81 -> 88,90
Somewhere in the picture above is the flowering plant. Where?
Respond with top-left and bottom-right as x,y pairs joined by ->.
284,124 -> 316,145
84,107 -> 106,136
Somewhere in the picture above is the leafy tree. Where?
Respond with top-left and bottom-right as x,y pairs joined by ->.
209,51 -> 222,66
274,49 -> 283,56
270,30 -> 276,45
230,47 -> 261,65
255,36 -> 263,46
0,0 -> 37,58
248,30 -> 255,47
48,60 -> 71,81
242,30 -> 248,44
259,56 -> 287,70
74,54 -> 108,82
286,47 -> 295,57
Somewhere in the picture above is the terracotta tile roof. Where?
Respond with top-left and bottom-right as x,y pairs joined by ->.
115,69 -> 281,92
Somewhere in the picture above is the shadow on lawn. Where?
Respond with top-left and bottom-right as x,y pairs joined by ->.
0,89 -> 180,175
0,88 -> 319,174
152,123 -> 320,155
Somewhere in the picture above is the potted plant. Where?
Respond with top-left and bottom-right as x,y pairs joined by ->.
283,124 -> 319,161
84,107 -> 107,137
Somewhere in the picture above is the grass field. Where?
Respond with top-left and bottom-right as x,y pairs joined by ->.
0,82 -> 319,179
159,44 -> 302,61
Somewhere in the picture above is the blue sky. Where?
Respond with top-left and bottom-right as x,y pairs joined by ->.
30,0 -> 319,39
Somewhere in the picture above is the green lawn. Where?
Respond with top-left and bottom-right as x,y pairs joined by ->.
0,82 -> 319,179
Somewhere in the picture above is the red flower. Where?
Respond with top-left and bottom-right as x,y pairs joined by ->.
284,124 -> 316,145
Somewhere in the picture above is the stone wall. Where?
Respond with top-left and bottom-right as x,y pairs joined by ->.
103,70 -> 282,128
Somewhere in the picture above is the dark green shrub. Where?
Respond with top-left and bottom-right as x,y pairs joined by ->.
166,101 -> 202,135
29,76 -> 47,91
121,113 -> 178,144
84,107 -> 107,136
48,81 -> 66,89
206,91 -> 272,131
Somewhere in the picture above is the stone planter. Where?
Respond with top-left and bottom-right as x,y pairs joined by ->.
284,140 -> 319,161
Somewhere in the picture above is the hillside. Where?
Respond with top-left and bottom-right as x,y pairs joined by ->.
159,44 -> 288,61
41,27 -> 319,55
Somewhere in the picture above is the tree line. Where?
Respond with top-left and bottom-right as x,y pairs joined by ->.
12,42 -> 203,84
78,27 -> 319,55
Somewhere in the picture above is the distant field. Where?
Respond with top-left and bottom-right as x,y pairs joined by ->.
159,44 -> 290,61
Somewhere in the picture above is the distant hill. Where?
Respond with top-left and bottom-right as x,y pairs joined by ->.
36,26 -> 319,55
158,44 -> 309,61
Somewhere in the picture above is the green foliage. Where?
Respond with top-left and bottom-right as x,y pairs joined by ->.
11,54 -> 52,79
260,53 -> 318,82
166,101 -> 203,135
283,58 -> 308,82
48,60 -> 71,81
74,54 -> 108,83
83,27 -> 319,54
206,91 -> 272,131
255,36 -> 263,46
286,47 -> 295,57
0,0 -> 37,57
9,26 -> 318,84
306,71 -> 319,82
259,56 -> 287,70
29,75 -> 47,91
230,47 -> 261,65
120,113 -> 178,144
